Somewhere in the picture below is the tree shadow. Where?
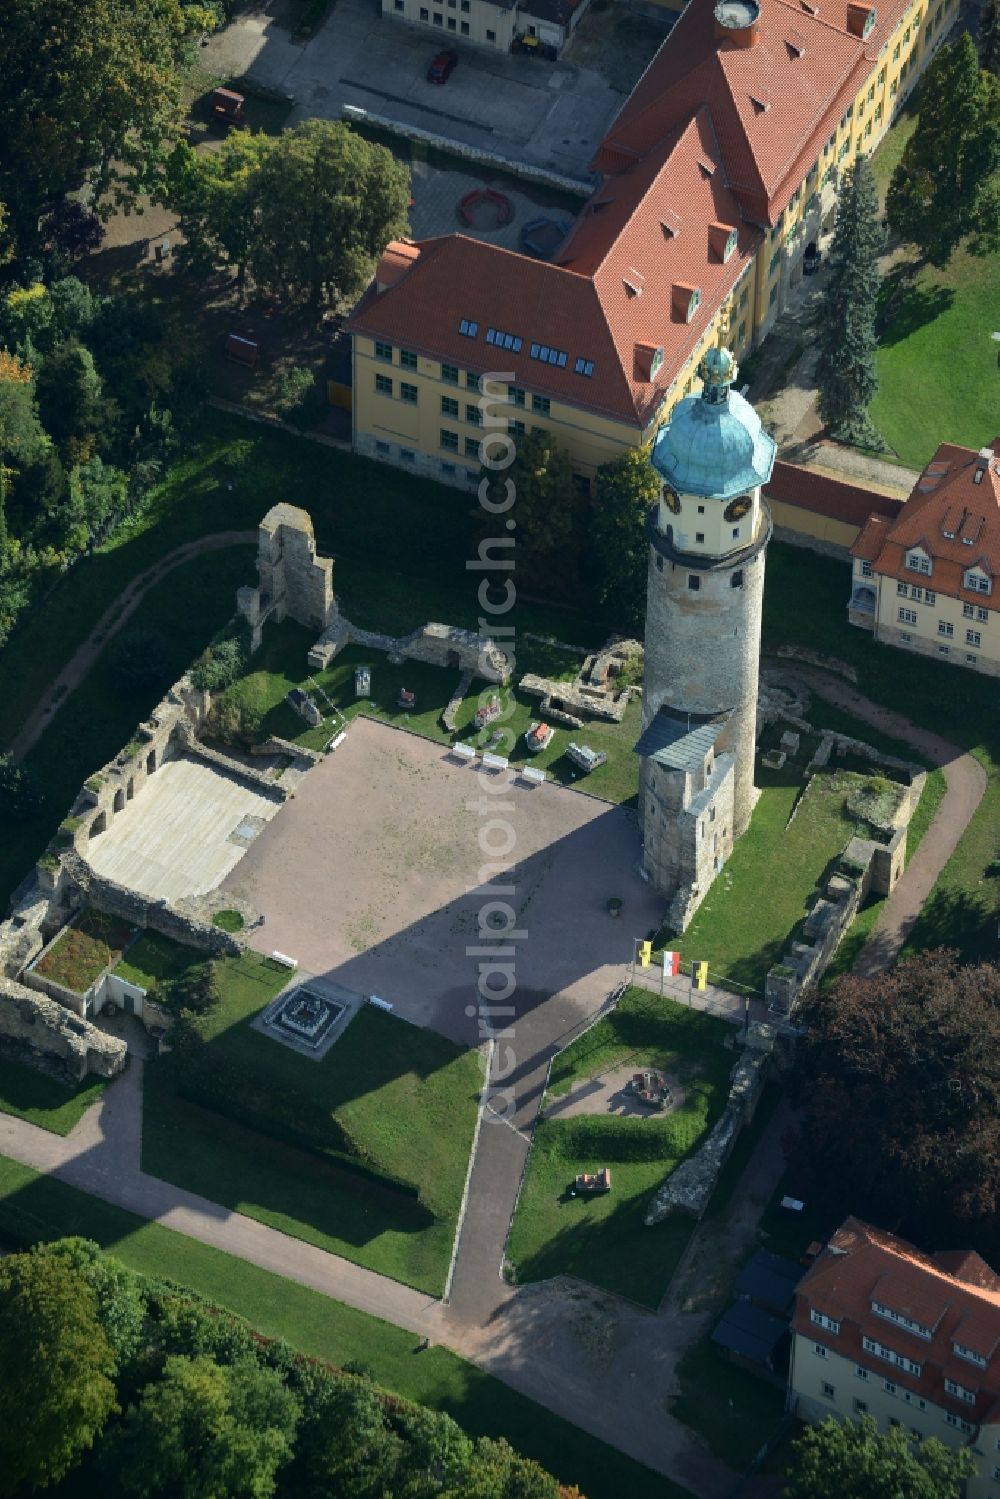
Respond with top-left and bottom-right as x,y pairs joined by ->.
877,278 -> 953,346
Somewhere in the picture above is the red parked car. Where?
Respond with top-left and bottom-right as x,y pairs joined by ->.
427,48 -> 459,83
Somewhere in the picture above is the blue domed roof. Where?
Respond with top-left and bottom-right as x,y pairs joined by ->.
651,349 -> 776,499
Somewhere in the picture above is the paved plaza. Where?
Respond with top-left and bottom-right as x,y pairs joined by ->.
203,0 -> 658,181
87,756 -> 281,902
223,716 -> 663,1045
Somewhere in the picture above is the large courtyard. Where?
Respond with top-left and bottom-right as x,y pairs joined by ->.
223,715 -> 663,1045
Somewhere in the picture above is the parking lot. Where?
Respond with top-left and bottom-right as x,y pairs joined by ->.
203,0 -> 668,182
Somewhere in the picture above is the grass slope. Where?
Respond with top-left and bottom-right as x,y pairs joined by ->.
0,1060 -> 105,1136
506,989 -> 733,1305
0,1155 -> 685,1499
142,951 -> 482,1295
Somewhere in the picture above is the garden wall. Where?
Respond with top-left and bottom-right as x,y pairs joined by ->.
0,976 -> 127,1083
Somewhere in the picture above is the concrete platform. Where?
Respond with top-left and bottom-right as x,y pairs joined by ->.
223,716 -> 664,1045
86,756 -> 281,902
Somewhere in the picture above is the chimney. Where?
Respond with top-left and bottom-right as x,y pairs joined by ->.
714,0 -> 762,46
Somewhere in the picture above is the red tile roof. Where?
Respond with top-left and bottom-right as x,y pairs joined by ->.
850,439 -> 1000,609
794,1218 -> 1000,1426
766,460 -> 903,529
348,111 -> 761,427
594,0 -> 911,223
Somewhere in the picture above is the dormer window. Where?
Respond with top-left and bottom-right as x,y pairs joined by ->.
944,1378 -> 977,1405
811,1309 -> 841,1334
709,222 -> 739,262
870,1300 -> 933,1339
954,1342 -> 988,1369
905,549 -> 932,576
672,283 -> 702,323
964,568 -> 991,594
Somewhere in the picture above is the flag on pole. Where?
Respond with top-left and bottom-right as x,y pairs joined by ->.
639,940 -> 653,967
663,950 -> 681,977
694,961 -> 709,991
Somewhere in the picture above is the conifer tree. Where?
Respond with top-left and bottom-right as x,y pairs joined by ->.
815,154 -> 884,448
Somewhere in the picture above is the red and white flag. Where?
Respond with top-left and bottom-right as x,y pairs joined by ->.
663,950 -> 681,977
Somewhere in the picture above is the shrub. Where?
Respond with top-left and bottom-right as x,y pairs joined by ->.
110,627 -> 172,694
190,635 -> 247,694
0,752 -> 44,822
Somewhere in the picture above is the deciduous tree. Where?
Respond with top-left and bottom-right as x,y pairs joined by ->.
165,132 -> 274,295
791,951 -> 1000,1251
590,446 -> 660,632
0,0 -> 197,246
102,1354 -> 299,1499
886,35 -> 1000,264
815,154 -> 883,447
0,1250 -> 118,1490
248,121 -> 411,312
481,427 -> 582,593
785,1414 -> 973,1498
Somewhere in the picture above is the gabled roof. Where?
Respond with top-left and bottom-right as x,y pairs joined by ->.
793,1218 -> 1000,1425
766,461 -> 904,529
850,439 -> 1000,607
347,113 -> 762,428
594,0 -> 909,222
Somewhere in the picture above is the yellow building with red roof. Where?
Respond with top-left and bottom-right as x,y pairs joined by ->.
850,439 -> 1000,677
347,0 -> 958,489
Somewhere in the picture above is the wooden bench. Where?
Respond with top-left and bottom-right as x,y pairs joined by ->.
450,742 -> 477,761
481,752 -> 509,771
519,766 -> 546,786
271,950 -> 298,970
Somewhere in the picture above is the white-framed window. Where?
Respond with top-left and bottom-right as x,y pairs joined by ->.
966,630 -> 982,647
938,620 -> 954,637
861,1334 -> 922,1375
860,559 -> 873,577
821,1381 -> 835,1399
944,1378 -> 976,1405
814,1342 -> 828,1358
925,590 -> 936,604
906,549 -> 932,575
898,607 -> 917,625
964,568 -> 991,594
854,1398 -> 868,1413
897,581 -> 908,596
945,1412 -> 974,1434
963,602 -> 975,618
812,1310 -> 841,1334
885,1379 -> 897,1395
977,606 -> 989,622
855,1365 -> 870,1380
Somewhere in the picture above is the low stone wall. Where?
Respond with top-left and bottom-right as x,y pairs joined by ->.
181,731 -> 287,801
251,737 -> 323,766
308,614 -> 511,684
0,976 -> 127,1083
22,967 -> 87,1019
644,1028 -> 777,1225
63,854 -> 244,960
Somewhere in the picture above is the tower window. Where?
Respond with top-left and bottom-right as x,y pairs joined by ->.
731,570 -> 744,588
696,532 -> 705,543
688,575 -> 700,591
732,527 -> 741,538
697,504 -> 706,514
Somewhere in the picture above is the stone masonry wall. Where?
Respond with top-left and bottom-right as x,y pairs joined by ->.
62,854 -> 244,959
0,976 -> 127,1083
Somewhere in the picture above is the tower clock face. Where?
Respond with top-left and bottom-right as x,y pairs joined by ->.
663,484 -> 682,514
724,495 -> 752,522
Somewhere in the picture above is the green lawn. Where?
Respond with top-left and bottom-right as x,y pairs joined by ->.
0,1058 -> 105,1136
33,908 -> 136,994
672,1337 -> 786,1473
506,989 -> 734,1306
668,765 -> 892,989
141,950 -> 482,1295
763,545 -> 999,965
217,618 -> 643,805
0,1155 -> 685,1499
871,244 -> 1000,468
114,929 -> 206,993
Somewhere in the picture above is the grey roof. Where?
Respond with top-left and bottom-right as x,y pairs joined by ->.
734,1249 -> 804,1315
634,707 -> 731,771
712,1300 -> 789,1365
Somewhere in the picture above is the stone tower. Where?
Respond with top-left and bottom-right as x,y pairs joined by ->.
636,348 -> 776,930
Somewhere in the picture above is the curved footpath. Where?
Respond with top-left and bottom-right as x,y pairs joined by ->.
0,597 -> 987,1492
8,531 -> 258,761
